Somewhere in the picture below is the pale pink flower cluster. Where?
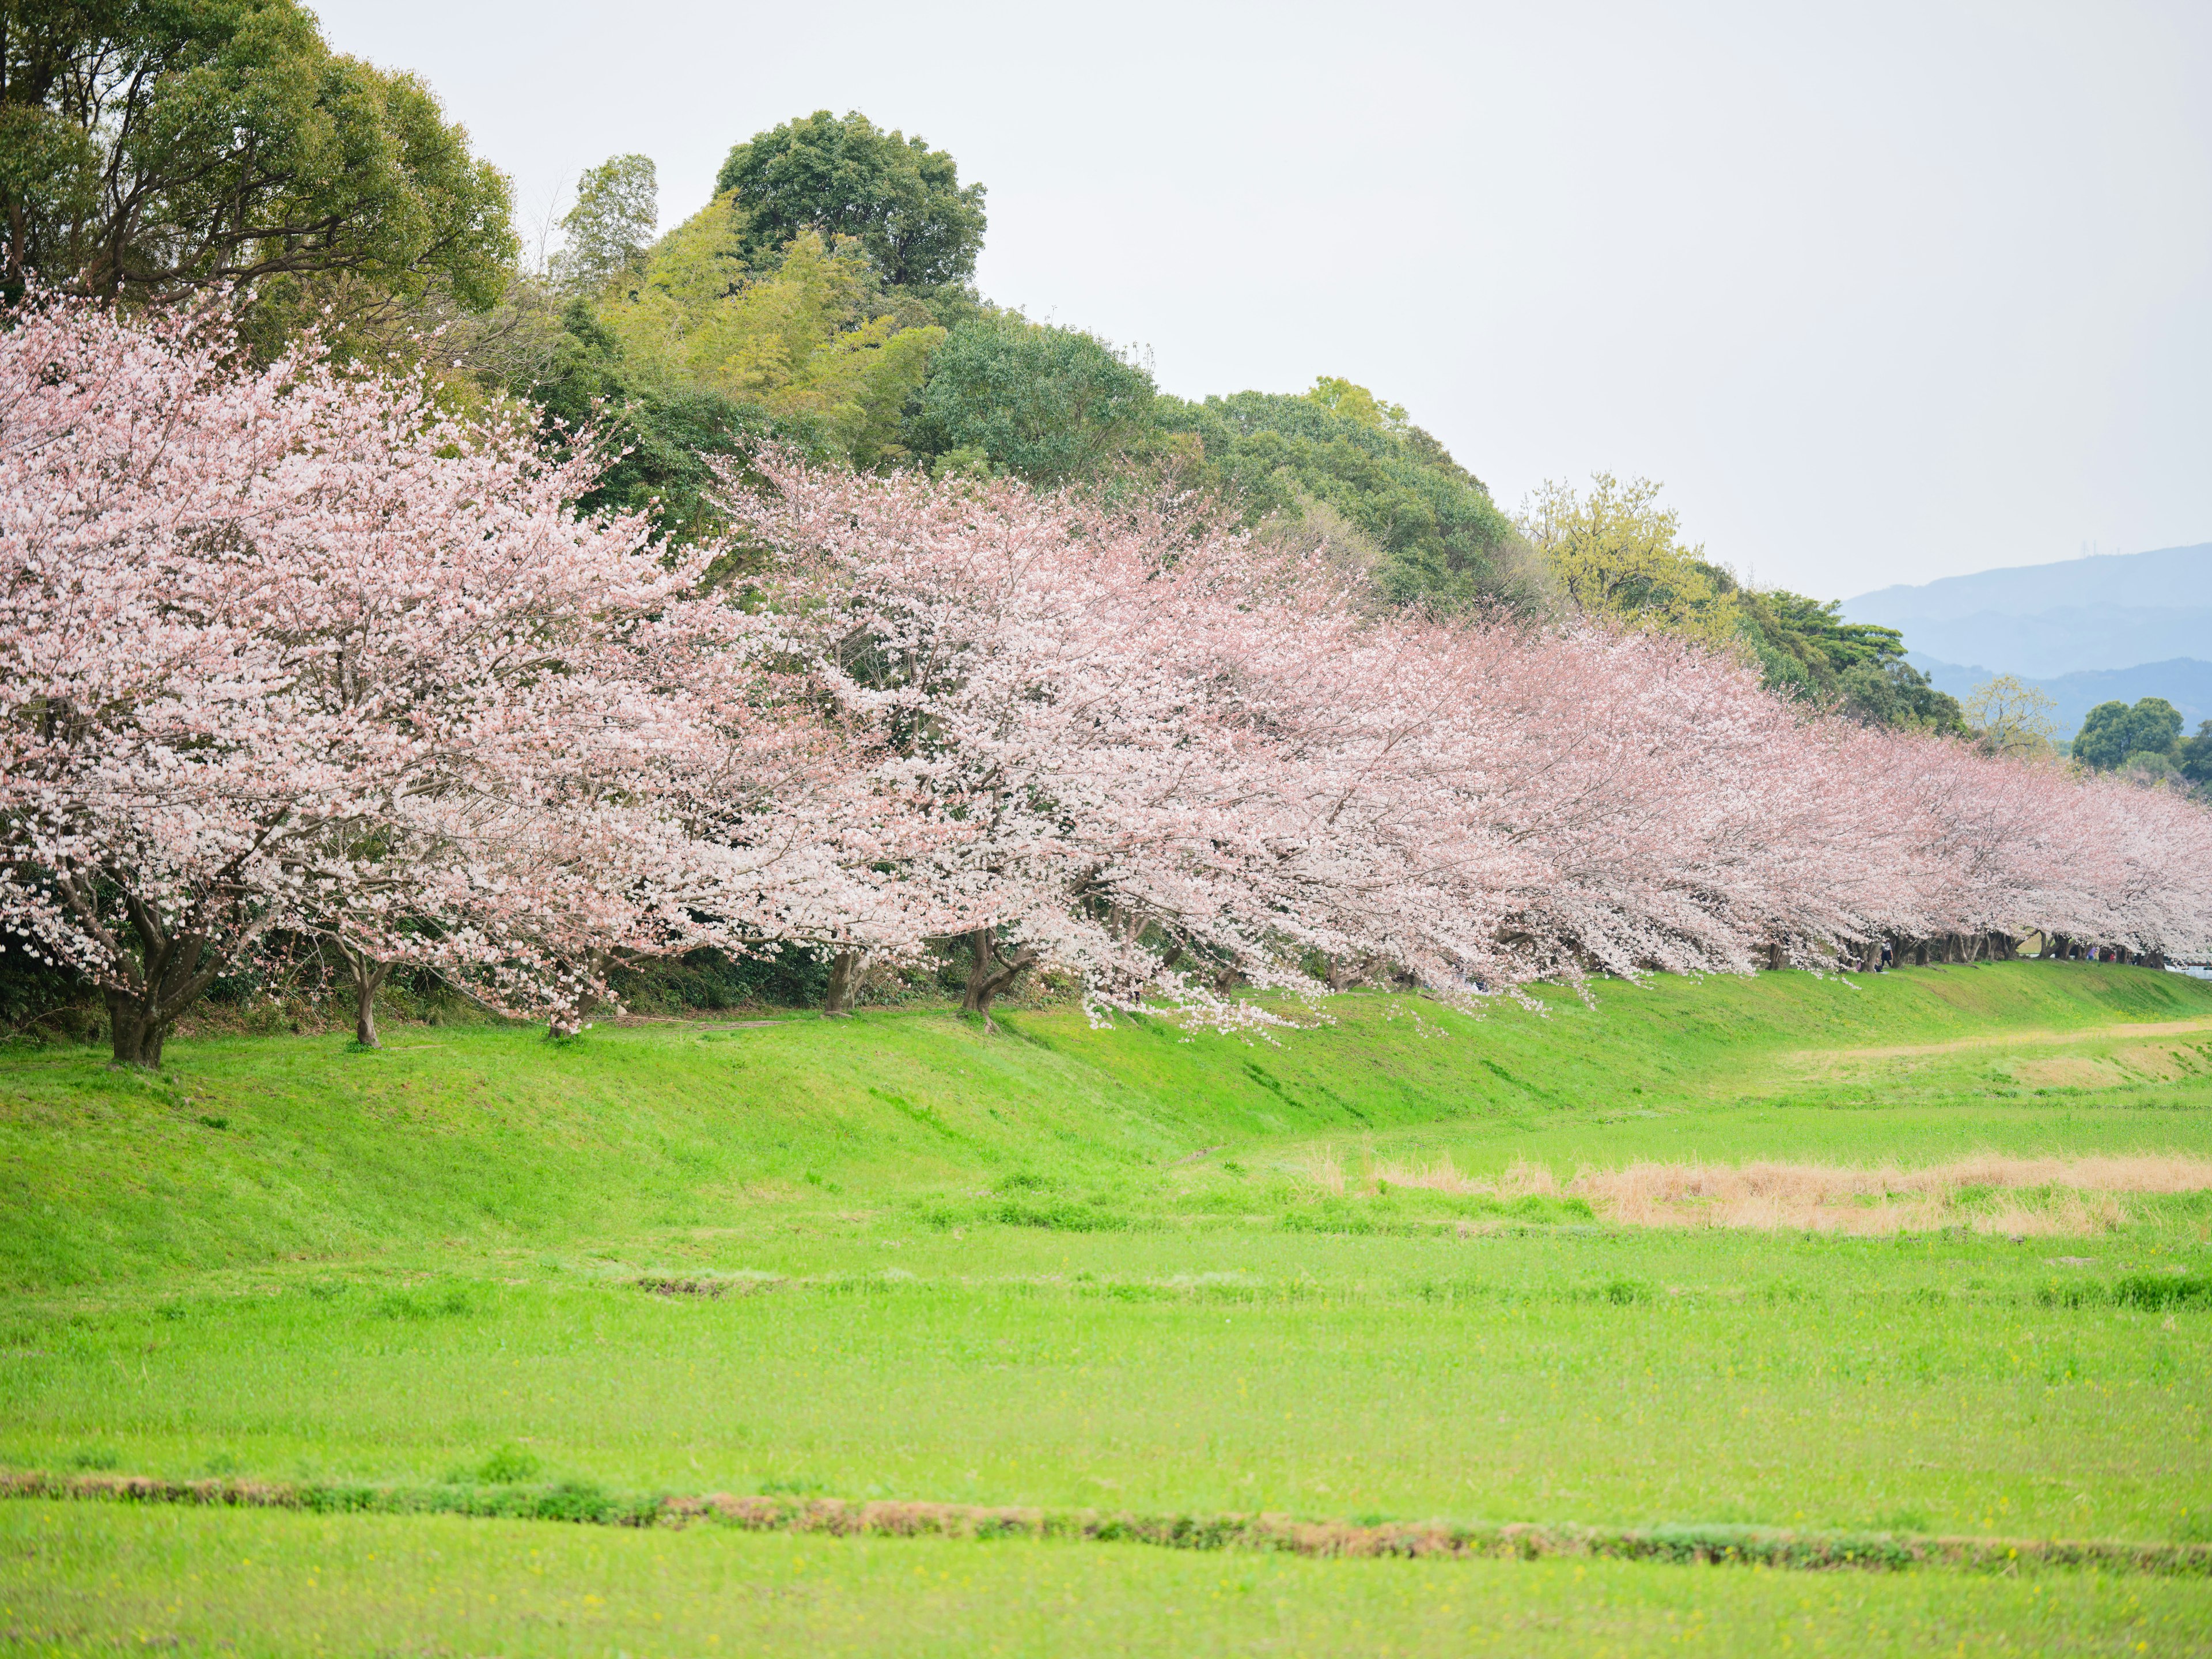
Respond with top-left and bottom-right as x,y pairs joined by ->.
730,455 -> 2212,1023
4,300 -> 2207,1062
0,299 -> 876,1057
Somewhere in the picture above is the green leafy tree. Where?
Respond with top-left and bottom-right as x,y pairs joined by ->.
1963,675 -> 2060,760
1728,584 -> 1963,734
554,153 -> 657,296
1304,375 -> 1408,429
2179,720 -> 2212,787
715,110 -> 985,308
1501,478 -> 1964,733
1518,474 -> 1738,648
2073,698 -> 2184,771
591,194 -> 942,469
1835,660 -> 1967,735
1156,381 -> 1536,611
528,298 -> 825,550
2,0 -> 514,310
1732,586 -> 1897,699
905,315 -> 1156,485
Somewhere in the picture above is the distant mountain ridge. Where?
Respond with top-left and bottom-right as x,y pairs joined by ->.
1843,541 -> 2212,680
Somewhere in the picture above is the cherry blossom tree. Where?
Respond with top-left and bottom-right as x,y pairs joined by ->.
723,454 -> 2212,1017
8,298 -> 2206,1065
0,297 -> 870,1058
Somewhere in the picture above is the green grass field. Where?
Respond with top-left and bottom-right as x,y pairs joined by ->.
3,962 -> 2211,1654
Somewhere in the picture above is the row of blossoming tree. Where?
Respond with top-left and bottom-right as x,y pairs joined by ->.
6,301 -> 2211,1065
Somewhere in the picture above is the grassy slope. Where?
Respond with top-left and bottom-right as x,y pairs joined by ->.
5,963 -> 2212,1656
2,961 -> 2208,1287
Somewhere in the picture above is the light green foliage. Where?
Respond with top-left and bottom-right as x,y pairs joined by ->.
904,315 -> 1157,484
1510,478 -> 1965,732
1518,474 -> 1738,647
2,0 -> 515,312
1966,675 -> 2062,760
552,153 -> 657,296
1158,381 -> 1536,611
2075,698 -> 2187,772
1304,375 -> 1409,429
524,300 -> 801,550
715,109 -> 986,313
590,202 -> 941,468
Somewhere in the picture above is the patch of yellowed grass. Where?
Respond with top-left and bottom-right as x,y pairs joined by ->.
1366,1154 -> 1560,1196
1295,1149 -> 1347,1195
1567,1155 -> 2208,1236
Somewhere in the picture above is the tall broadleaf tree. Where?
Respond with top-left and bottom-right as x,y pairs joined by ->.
552,153 -> 658,296
1,0 -> 515,317
715,110 -> 985,317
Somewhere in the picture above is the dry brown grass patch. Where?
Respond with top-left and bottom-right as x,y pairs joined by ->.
1362,1154 -> 1560,1196
1569,1154 -> 2211,1235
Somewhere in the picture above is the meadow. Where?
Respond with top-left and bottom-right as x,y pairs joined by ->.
3,961 -> 2211,1654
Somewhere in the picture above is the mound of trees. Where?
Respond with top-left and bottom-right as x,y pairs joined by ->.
2074,697 -> 2192,779
7,53 -> 2206,1049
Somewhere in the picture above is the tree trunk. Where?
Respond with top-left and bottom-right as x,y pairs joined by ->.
105,988 -> 166,1069
1914,940 -> 1929,967
2047,933 -> 2070,963
961,929 -> 1037,1028
823,949 -> 863,1017
101,922 -> 216,1067
350,960 -> 395,1048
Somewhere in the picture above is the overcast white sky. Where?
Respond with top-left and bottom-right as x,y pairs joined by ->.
312,0 -> 2211,599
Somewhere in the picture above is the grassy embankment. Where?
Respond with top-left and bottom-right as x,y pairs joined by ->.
3,961 -> 2211,1655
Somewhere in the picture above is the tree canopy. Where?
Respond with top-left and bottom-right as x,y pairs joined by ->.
1518,474 -> 1734,648
2180,721 -> 2212,787
904,315 -> 1157,485
1160,380 -> 1535,612
1964,676 -> 2061,761
714,110 -> 984,310
2,0 -> 514,312
554,153 -> 657,296
2074,697 -> 2186,772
